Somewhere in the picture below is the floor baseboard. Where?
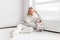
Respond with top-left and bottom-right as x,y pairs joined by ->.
0,26 -> 16,29
43,29 -> 60,34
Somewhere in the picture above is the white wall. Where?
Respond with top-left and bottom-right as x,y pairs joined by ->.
23,0 -> 30,20
0,0 -> 24,27
0,0 -> 59,28
35,2 -> 59,20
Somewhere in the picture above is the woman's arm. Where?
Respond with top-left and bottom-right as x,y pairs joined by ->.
34,9 -> 38,14
33,9 -> 43,21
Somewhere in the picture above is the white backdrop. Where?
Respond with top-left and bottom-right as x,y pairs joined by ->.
0,0 -> 24,27
35,2 -> 59,20
34,0 -> 60,20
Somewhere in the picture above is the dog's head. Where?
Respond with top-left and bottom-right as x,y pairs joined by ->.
36,19 -> 42,23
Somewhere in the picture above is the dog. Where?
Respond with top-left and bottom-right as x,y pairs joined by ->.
35,19 -> 43,32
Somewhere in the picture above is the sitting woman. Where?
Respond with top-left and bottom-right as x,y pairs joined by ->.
10,7 -> 43,37
25,7 -> 43,32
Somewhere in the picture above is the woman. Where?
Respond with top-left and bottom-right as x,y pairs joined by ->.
25,7 -> 43,32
